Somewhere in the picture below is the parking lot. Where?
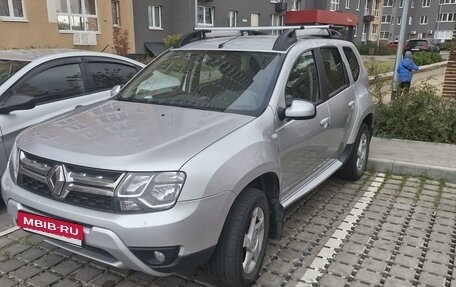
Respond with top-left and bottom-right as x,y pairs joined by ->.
0,173 -> 455,287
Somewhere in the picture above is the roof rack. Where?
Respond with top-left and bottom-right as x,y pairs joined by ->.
175,25 -> 335,51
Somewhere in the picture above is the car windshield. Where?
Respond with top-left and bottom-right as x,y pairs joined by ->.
409,40 -> 428,47
0,60 -> 28,86
117,50 -> 281,116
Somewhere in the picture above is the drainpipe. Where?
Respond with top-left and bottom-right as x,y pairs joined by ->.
391,0 -> 410,100
194,0 -> 198,28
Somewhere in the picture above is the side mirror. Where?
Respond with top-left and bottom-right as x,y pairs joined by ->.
280,99 -> 316,121
0,94 -> 36,114
111,85 -> 121,97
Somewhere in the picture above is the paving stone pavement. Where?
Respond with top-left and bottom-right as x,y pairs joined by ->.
0,173 -> 455,287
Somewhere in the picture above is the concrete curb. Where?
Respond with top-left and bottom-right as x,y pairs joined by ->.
368,157 -> 456,181
369,61 -> 448,83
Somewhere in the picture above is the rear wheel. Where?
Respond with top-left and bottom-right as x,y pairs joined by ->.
338,123 -> 371,181
209,188 -> 269,287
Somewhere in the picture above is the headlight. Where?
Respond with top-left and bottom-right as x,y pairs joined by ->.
115,171 -> 186,212
8,144 -> 20,184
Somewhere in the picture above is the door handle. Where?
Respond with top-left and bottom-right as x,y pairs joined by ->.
320,117 -> 329,129
348,101 -> 355,110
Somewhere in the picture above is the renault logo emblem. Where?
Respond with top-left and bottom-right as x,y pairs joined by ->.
47,165 -> 66,197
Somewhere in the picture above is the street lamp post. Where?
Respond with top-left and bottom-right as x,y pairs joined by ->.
391,0 -> 410,100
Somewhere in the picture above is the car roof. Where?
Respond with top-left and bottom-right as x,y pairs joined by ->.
175,35 -> 353,53
0,49 -> 143,66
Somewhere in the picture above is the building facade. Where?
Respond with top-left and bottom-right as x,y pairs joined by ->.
0,0 -> 136,54
381,0 -> 456,43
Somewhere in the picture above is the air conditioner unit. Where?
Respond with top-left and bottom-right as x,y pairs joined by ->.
428,30 -> 433,35
410,30 -> 417,35
73,32 -> 97,46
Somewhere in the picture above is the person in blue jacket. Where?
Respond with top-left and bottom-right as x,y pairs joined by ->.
397,51 -> 419,95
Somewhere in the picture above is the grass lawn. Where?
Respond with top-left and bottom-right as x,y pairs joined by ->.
363,58 -> 395,74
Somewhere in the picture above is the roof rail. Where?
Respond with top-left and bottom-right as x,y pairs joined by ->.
175,25 -> 332,51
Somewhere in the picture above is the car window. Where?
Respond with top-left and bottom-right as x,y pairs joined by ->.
0,60 -> 28,86
320,47 -> 348,96
87,62 -> 138,92
14,64 -> 85,104
285,51 -> 320,106
343,47 -> 360,82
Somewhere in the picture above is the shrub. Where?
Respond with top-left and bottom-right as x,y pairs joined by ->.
439,41 -> 452,51
374,84 -> 456,144
411,52 -> 443,66
113,27 -> 129,56
163,34 -> 182,48
357,42 -> 395,56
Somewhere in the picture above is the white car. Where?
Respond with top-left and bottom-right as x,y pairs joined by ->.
0,49 -> 144,179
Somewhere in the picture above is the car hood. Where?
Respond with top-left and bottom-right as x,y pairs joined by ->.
17,100 -> 254,171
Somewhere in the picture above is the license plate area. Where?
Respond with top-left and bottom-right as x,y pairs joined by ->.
17,211 -> 84,246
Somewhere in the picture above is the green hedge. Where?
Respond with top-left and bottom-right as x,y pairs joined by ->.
357,42 -> 395,55
374,85 -> 456,144
411,52 -> 443,66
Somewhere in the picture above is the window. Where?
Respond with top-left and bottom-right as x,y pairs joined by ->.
423,0 -> 431,6
440,0 -> 456,4
271,14 -> 283,28
198,6 -> 214,26
411,0 -> 415,7
369,24 -> 378,41
435,29 -> 453,39
0,60 -> 27,85
408,16 -> 413,25
320,48 -> 348,96
420,15 -> 428,24
380,31 -> 390,39
251,13 -> 259,27
285,51 -> 320,104
292,0 -> 301,10
111,0 -> 120,26
438,13 -> 456,22
343,47 -> 360,81
356,0 -> 361,10
382,14 -> 392,23
345,0 -> 350,9
56,0 -> 98,32
148,5 -> 161,29
0,0 -> 25,19
228,10 -> 237,27
383,0 -> 394,6
87,62 -> 137,92
397,16 -> 402,24
14,64 -> 85,104
354,24 -> 358,37
330,0 -> 340,11
399,0 -> 404,7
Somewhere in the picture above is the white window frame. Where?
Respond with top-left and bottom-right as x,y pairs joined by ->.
0,0 -> 26,21
330,0 -> 340,11
440,0 -> 456,4
111,0 -> 120,27
228,10 -> 237,27
56,0 -> 99,33
292,0 -> 301,10
411,0 -> 415,7
383,0 -> 394,7
420,15 -> 428,24
251,13 -> 260,27
381,14 -> 392,23
434,29 -> 453,40
356,0 -> 361,10
197,6 -> 214,27
397,16 -> 402,24
408,16 -> 413,25
354,24 -> 358,37
148,5 -> 161,29
345,0 -> 350,9
422,0 -> 431,7
438,12 -> 456,21
380,31 -> 389,39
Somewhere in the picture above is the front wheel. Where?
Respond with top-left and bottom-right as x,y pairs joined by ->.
209,188 -> 269,287
338,123 -> 371,181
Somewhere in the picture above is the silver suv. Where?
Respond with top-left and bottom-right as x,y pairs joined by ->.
2,26 -> 374,286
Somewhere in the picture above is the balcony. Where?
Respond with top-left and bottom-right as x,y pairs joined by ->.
363,15 -> 375,22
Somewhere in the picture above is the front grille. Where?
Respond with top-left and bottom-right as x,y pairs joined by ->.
18,153 -> 124,213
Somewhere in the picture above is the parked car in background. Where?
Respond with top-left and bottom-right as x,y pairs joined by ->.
387,40 -> 399,49
404,39 -> 440,53
0,49 -> 144,182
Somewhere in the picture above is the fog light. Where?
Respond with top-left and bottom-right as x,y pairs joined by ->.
119,200 -> 141,212
154,251 -> 166,263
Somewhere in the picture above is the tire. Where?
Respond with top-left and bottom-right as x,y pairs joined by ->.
338,123 -> 371,181
209,188 -> 269,287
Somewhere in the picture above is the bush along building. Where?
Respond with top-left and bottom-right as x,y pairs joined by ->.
381,0 -> 456,44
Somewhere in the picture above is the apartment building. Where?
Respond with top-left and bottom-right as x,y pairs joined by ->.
381,0 -> 456,43
0,0 -> 136,53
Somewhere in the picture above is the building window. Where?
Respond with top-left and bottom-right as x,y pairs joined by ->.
383,0 -> 394,7
435,30 -> 453,40
440,0 -> 456,4
438,12 -> 456,21
251,13 -> 259,27
397,16 -> 402,24
422,0 -> 431,6
0,0 -> 25,19
381,14 -> 392,23
380,31 -> 390,39
228,10 -> 237,27
330,0 -> 340,11
198,6 -> 214,26
345,0 -> 350,9
354,24 -> 358,37
408,16 -> 413,25
292,0 -> 301,10
56,0 -> 98,32
148,5 -> 161,29
111,0 -> 120,26
356,0 -> 361,10
399,0 -> 404,7
411,0 -> 415,7
420,15 -> 428,24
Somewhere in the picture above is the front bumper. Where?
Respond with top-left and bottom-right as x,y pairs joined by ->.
1,170 -> 234,275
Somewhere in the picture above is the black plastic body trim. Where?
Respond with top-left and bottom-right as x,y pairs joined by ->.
148,246 -> 216,274
339,143 -> 354,165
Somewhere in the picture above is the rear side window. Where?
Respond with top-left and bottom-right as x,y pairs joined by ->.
343,47 -> 360,81
87,62 -> 138,92
14,64 -> 85,104
320,47 -> 348,96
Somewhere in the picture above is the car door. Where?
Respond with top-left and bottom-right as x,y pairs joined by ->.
276,50 -> 332,199
82,57 -> 142,101
0,57 -> 94,165
320,46 -> 355,158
